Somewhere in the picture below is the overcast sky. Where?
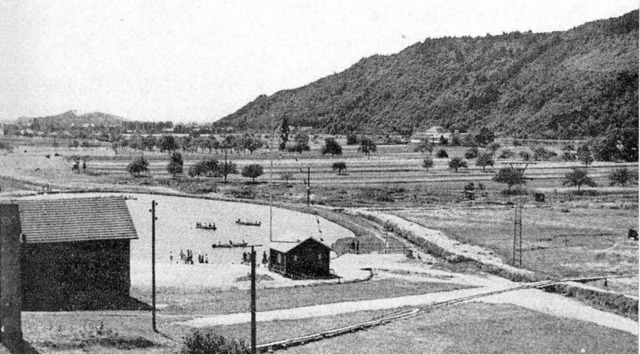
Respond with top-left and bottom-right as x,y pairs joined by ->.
1,0 -> 637,123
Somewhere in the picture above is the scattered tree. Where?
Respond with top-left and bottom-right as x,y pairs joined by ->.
493,167 -> 526,190
576,144 -> 594,169
498,149 -> 515,159
438,135 -> 449,145
475,127 -> 495,147
159,135 -> 179,153
292,131 -> 310,153
464,147 -> 479,159
279,116 -> 290,151
422,156 -> 434,172
448,157 -> 468,172
415,139 -> 433,155
488,142 -> 501,154
476,153 -> 494,172
436,149 -> 448,158
241,164 -> 264,183
332,161 -> 347,175
533,146 -> 557,161
563,168 -> 596,192
519,150 -> 531,161
220,161 -> 238,183
167,152 -> 184,177
127,156 -> 149,177
189,158 -> 219,177
358,137 -> 377,159
322,138 -> 343,156
609,167 -> 632,186
346,133 -> 359,145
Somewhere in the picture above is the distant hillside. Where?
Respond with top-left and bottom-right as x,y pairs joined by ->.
215,11 -> 639,139
17,110 -> 127,130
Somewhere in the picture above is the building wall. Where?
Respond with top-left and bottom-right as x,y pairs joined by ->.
0,204 -> 23,353
287,242 -> 330,277
21,239 -> 130,311
270,241 -> 331,278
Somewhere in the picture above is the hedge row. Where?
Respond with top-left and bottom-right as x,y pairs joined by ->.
544,284 -> 638,320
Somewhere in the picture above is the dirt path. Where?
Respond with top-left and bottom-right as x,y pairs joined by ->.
348,209 -> 535,278
176,278 -> 637,335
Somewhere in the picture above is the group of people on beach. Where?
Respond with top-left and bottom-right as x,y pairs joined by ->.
170,249 -> 209,264
242,251 -> 269,265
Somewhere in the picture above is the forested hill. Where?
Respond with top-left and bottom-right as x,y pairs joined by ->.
215,11 -> 638,139
17,111 -> 127,130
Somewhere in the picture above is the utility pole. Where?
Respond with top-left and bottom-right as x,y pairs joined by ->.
250,245 -> 257,354
512,197 -> 523,266
306,166 -> 311,207
224,148 -> 228,184
150,200 -> 158,332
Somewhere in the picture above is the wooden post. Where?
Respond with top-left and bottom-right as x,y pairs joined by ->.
150,200 -> 158,332
250,246 -> 257,354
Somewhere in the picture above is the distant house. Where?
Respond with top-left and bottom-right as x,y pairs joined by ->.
411,126 -> 452,144
269,237 -> 332,279
16,197 -> 138,310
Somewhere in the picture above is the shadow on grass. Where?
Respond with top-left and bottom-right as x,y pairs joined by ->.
23,294 -> 152,312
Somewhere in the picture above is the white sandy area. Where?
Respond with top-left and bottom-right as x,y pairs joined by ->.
131,253 -> 375,291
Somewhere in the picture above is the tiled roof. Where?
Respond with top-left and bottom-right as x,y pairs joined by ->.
16,197 -> 138,244
270,237 -> 331,254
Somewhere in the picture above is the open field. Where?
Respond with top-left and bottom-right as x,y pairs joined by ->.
286,302 -> 638,354
392,204 -> 639,294
1,137 -> 637,353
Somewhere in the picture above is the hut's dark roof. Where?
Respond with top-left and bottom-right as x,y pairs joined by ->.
270,237 -> 331,253
17,197 -> 138,243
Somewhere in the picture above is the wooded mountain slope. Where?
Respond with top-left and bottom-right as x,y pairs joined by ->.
215,11 -> 638,138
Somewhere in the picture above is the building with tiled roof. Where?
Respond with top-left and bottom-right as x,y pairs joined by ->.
11,197 -> 138,310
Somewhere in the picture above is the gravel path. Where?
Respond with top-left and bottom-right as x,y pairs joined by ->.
177,280 -> 637,335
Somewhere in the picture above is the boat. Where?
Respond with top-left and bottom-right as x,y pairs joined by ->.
196,222 -> 217,230
236,218 -> 261,227
212,241 -> 248,248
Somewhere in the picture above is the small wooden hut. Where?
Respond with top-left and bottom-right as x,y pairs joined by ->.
269,237 -> 332,279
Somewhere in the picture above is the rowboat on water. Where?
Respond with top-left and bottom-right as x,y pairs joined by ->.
196,222 -> 217,230
236,218 -> 261,227
212,240 -> 248,248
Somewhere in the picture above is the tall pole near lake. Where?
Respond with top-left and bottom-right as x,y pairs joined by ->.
250,245 -> 257,354
150,200 -> 158,332
307,166 -> 311,207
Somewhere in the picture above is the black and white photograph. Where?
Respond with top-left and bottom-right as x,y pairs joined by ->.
0,1 -> 638,353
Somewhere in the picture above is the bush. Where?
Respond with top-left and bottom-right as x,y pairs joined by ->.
519,150 -> 531,161
464,147 -> 479,159
127,156 -> 149,177
436,149 -> 448,158
332,161 -> 347,175
533,146 -> 557,161
448,157 -> 468,172
181,330 -> 249,354
498,149 -> 515,159
562,151 -> 576,161
609,167 -> 633,186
